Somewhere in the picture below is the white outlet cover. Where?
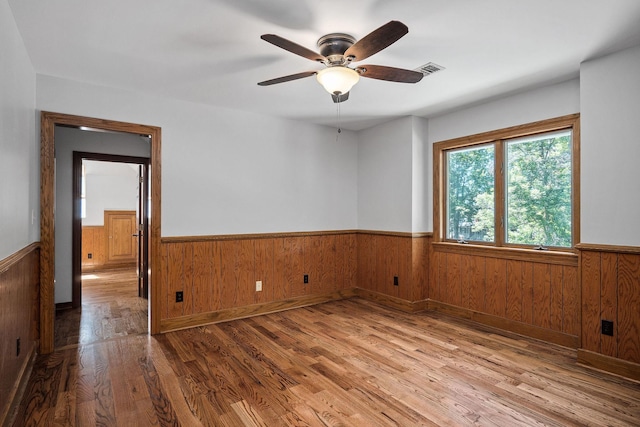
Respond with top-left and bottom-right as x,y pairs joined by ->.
256,280 -> 262,292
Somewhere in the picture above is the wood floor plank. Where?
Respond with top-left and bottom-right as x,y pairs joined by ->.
54,267 -> 147,349
14,298 -> 640,426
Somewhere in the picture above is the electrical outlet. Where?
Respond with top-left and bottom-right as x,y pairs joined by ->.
88,253 -> 93,259
601,319 -> 614,336
303,274 -> 309,284
16,338 -> 20,357
176,291 -> 183,303
394,276 -> 399,286
256,280 -> 262,292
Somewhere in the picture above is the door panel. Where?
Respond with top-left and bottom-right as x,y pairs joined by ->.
105,210 -> 137,265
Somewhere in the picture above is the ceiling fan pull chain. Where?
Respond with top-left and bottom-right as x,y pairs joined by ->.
336,95 -> 342,141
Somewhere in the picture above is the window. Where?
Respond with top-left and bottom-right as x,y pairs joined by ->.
446,144 -> 495,242
435,114 -> 579,250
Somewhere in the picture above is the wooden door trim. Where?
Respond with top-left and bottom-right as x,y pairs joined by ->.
41,111 -> 162,354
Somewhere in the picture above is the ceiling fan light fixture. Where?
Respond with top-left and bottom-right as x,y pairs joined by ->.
316,67 -> 360,95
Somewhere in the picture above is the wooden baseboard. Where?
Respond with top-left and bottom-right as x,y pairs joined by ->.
577,349 -> 640,382
161,289 -> 357,333
80,263 -> 106,272
428,300 -> 580,349
103,262 -> 136,270
354,288 -> 428,313
1,344 -> 37,427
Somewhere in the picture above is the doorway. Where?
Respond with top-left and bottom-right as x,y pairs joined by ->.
40,112 -> 161,355
71,154 -> 151,308
52,155 -> 151,348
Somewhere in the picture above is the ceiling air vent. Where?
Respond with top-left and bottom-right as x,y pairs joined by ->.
415,62 -> 445,76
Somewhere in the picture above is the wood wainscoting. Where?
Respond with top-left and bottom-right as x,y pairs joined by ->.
81,225 -> 105,270
0,243 -> 40,426
160,231 -> 357,332
577,243 -> 640,380
429,243 -> 580,348
356,231 -> 429,311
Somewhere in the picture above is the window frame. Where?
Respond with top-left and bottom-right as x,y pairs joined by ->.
434,114 -> 580,255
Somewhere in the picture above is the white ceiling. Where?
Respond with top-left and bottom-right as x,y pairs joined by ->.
9,0 -> 640,130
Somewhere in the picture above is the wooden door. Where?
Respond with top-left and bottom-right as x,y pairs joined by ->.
137,164 -> 150,299
105,210 -> 137,266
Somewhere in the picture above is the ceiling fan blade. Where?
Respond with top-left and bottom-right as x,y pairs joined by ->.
357,65 -> 423,83
331,91 -> 350,103
344,21 -> 408,62
257,71 -> 317,86
261,34 -> 326,62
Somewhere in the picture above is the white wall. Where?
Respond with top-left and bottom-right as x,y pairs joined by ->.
0,0 -> 37,259
357,117 -> 414,232
54,126 -> 150,303
83,161 -> 139,226
412,116 -> 430,232
37,75 -> 359,238
580,45 -> 640,246
428,79 -> 581,143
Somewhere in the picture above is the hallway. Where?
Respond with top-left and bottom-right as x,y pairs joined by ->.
54,268 -> 148,349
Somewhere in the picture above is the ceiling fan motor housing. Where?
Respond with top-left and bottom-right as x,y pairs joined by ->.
317,33 -> 356,65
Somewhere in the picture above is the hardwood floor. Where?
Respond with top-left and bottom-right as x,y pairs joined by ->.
54,268 -> 147,349
15,299 -> 640,426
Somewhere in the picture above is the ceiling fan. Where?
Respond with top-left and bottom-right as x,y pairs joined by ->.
257,21 -> 424,103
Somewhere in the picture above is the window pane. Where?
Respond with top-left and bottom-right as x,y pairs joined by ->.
446,145 -> 495,242
506,130 -> 572,247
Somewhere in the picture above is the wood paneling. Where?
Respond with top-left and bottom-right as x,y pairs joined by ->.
219,240 -> 237,309
357,234 -> 375,292
579,247 -> 640,365
506,260 -> 523,321
410,236 -> 428,301
446,252 -> 462,307
238,239 -> 255,307
304,235 -> 323,295
160,233 -> 358,328
431,247 -> 580,344
192,241 -> 214,314
356,233 -> 430,306
81,226 -> 105,270
550,264 -> 563,332
601,252 -> 618,357
284,237 -> 305,298
581,250 -> 601,352
253,238 -> 274,305
336,234 -> 357,291
617,253 -> 640,364
398,237 -> 411,301
562,264 -> 579,336
521,261 -> 535,325
0,243 -> 39,426
486,257 -> 507,317
533,263 -> 551,329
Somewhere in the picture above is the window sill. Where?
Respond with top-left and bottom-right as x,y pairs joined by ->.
432,242 -> 578,266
